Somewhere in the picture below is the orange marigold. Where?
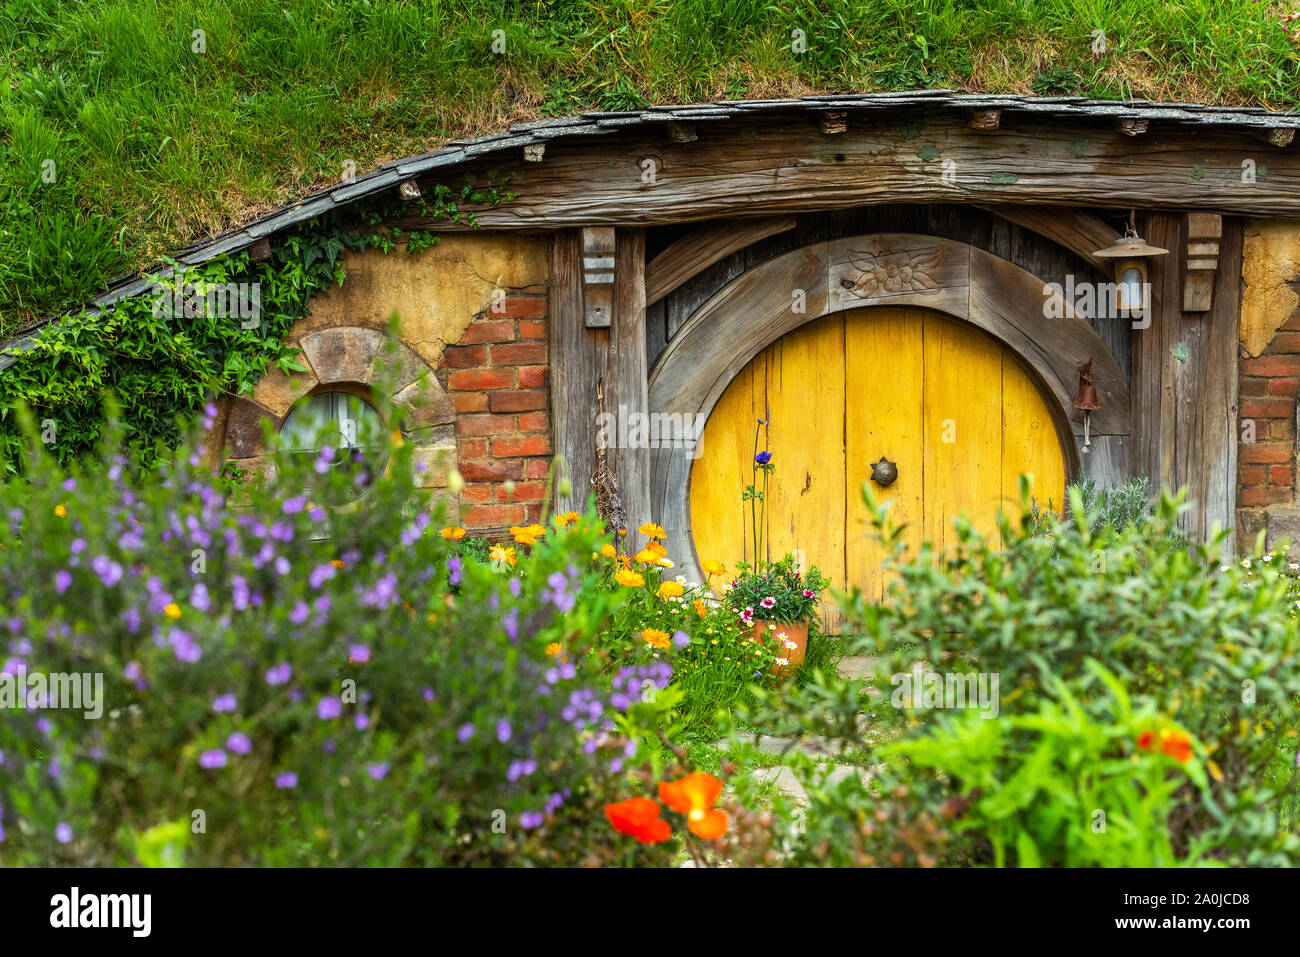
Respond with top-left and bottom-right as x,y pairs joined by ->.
701,559 -> 727,577
657,581 -> 685,600
441,526 -> 466,540
614,568 -> 645,588
659,772 -> 729,840
600,543 -> 618,559
641,628 -> 671,649
638,522 -> 667,539
1158,728 -> 1193,764
605,797 -> 671,844
553,511 -> 580,528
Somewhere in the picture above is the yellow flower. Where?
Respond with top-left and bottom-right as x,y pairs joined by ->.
600,543 -> 618,559
489,545 -> 517,567
657,581 -> 684,599
545,642 -> 563,657
641,628 -> 671,650
701,559 -> 726,577
510,525 -> 544,546
163,602 -> 181,619
441,526 -> 466,540
54,504 -> 67,518
634,548 -> 659,565
638,522 -> 667,539
331,559 -> 346,569
614,568 -> 645,588
553,511 -> 580,528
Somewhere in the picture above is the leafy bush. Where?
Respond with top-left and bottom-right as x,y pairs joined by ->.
726,554 -> 828,624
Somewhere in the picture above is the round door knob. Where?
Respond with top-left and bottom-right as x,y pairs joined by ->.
870,457 -> 898,487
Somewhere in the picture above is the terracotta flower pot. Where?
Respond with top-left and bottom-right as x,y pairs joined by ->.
746,617 -> 810,675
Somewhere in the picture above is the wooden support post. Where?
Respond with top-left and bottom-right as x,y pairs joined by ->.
549,230 -> 608,514
606,228 -> 651,544
1183,212 -> 1222,312
1132,213 -> 1241,550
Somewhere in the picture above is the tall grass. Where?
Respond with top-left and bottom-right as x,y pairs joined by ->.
1,0 -> 1297,333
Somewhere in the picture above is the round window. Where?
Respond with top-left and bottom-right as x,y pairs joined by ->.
277,391 -> 389,502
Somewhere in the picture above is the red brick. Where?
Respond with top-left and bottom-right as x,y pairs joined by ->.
488,390 -> 548,413
464,504 -> 526,527
459,459 -> 524,482
1271,464 -> 1295,485
493,435 -> 552,457
523,458 -> 552,479
1240,377 -> 1269,397
1268,377 -> 1300,396
1241,486 -> 1292,506
498,481 -> 546,502
1270,418 -> 1295,441
1240,441 -> 1293,464
460,320 -> 515,344
493,298 -> 546,319
1240,465 -> 1268,485
441,345 -> 487,368
456,413 -> 516,436
1283,310 -> 1300,332
490,342 -> 547,366
523,502 -> 545,523
458,437 -> 488,459
449,368 -> 514,391
452,393 -> 488,413
461,483 -> 493,504
518,365 -> 548,388
1271,332 -> 1300,354
1240,398 -> 1293,419
1242,355 -> 1300,377
518,320 -> 546,339
518,411 -> 548,432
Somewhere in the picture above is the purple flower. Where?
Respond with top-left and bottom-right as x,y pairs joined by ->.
55,570 -> 72,594
354,713 -> 369,731
348,644 -> 370,664
226,732 -> 252,755
317,697 -> 342,720
275,771 -> 298,789
124,661 -> 142,681
457,723 -> 475,742
755,450 -> 771,465
191,583 -> 211,612
520,811 -> 544,830
422,687 -> 435,702
367,762 -> 390,781
447,556 -> 463,587
309,563 -> 337,589
289,601 -> 309,625
92,556 -> 123,587
55,822 -> 73,844
497,720 -> 512,743
172,631 -> 201,663
265,662 -> 291,686
282,495 -> 306,514
199,749 -> 227,769
213,693 -> 237,713
672,630 -> 690,648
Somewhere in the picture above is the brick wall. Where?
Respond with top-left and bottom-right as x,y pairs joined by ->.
1239,315 -> 1300,511
438,289 -> 552,533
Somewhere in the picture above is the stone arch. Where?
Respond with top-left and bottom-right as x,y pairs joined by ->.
648,233 -> 1131,585
223,325 -> 458,498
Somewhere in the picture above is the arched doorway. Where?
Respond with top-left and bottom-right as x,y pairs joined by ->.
688,306 -> 1068,610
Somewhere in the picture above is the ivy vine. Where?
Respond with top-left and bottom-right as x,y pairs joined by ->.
0,173 -> 514,475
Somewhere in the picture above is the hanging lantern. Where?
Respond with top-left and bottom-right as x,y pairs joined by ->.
1092,212 -> 1169,320
1073,358 -> 1101,454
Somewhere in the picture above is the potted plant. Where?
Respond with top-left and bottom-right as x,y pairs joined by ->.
722,423 -> 828,673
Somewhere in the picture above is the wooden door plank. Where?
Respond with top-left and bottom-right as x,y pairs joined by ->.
1001,352 -> 1068,529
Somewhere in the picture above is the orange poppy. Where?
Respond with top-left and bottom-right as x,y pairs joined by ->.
658,772 -> 729,840
605,797 -> 671,844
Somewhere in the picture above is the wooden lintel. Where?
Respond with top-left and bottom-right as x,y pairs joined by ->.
820,111 -> 847,135
581,226 -> 615,327
664,121 -> 697,143
523,143 -> 546,162
977,204 -> 1120,271
1115,117 -> 1149,137
967,108 -> 1000,131
1252,127 -> 1295,148
645,215 -> 798,306
1183,212 -> 1222,312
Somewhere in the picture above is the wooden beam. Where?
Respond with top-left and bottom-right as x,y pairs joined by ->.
1131,213 -> 1241,549
399,114 -> 1300,228
581,226 -> 615,328
1252,127 -> 1295,148
645,215 -> 798,306
664,121 -> 697,143
978,204 -> 1121,271
607,228 -> 651,543
820,111 -> 847,135
549,231 -> 608,515
1183,212 -> 1222,312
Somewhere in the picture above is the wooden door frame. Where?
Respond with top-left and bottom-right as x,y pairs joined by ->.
648,233 -> 1130,586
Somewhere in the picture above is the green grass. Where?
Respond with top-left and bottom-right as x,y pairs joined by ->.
2,0 -> 1298,334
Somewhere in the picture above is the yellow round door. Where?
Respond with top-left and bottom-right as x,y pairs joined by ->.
689,307 -> 1068,616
